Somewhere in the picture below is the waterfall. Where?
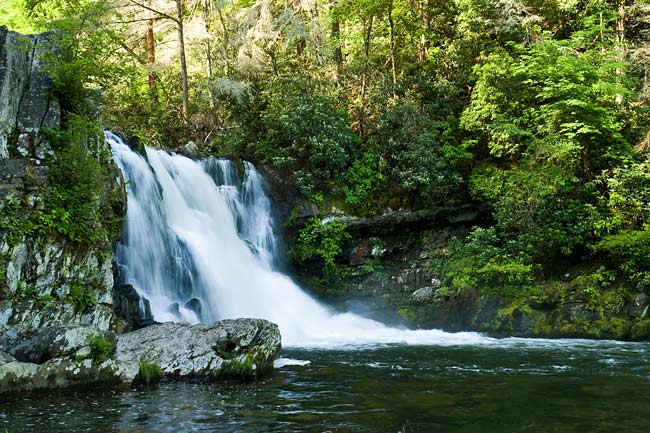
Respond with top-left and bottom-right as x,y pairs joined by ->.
109,132 -> 492,348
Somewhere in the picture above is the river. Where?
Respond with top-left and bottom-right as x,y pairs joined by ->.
4,339 -> 650,432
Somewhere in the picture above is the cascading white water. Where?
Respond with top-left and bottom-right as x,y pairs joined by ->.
109,132 -> 495,348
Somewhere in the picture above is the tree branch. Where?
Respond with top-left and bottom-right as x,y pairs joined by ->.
127,0 -> 180,24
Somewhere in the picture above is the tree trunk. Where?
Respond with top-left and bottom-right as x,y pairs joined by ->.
617,0 -> 626,44
216,7 -> 230,75
388,0 -> 397,98
145,17 -> 157,95
359,15 -> 373,138
331,17 -> 343,79
311,0 -> 323,66
176,0 -> 190,133
415,0 -> 429,61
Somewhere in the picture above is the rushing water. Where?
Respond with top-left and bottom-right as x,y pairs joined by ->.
7,134 -> 646,432
4,343 -> 650,432
108,131 -> 506,348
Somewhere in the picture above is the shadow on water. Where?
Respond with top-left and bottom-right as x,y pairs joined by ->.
3,343 -> 650,433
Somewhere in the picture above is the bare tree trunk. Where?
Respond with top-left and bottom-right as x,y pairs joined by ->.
216,7 -> 230,75
388,0 -> 397,98
617,0 -> 626,44
331,17 -> 343,79
415,0 -> 429,61
311,0 -> 323,66
176,0 -> 190,133
359,15 -> 373,138
146,18 -> 157,91
293,0 -> 306,58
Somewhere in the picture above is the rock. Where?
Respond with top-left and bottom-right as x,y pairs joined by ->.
114,319 -> 281,382
182,141 -> 199,158
1,325 -> 115,364
184,298 -> 202,319
0,27 -> 61,160
409,287 -> 434,305
113,284 -> 155,330
0,324 -> 119,395
628,293 -> 649,319
0,319 -> 281,395
168,302 -> 180,316
125,136 -> 145,155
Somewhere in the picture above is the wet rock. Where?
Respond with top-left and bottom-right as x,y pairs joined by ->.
0,319 -> 282,395
628,293 -> 649,319
182,141 -> 199,158
0,26 -> 60,160
168,302 -> 180,316
184,298 -> 202,319
409,287 -> 434,305
113,284 -> 155,330
114,319 -> 281,382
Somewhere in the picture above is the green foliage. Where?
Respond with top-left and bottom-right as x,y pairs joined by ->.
342,152 -> 384,211
221,354 -> 258,378
431,227 -> 534,297
39,133 -> 122,244
64,283 -> 97,312
295,217 -> 350,266
368,103 -> 467,207
257,78 -> 359,197
0,198 -> 36,246
136,360 -> 164,386
294,217 -> 351,298
87,334 -> 113,363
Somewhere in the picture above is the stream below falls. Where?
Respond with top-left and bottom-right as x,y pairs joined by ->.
3,340 -> 650,433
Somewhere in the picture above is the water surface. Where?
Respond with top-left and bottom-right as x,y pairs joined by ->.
4,341 -> 650,432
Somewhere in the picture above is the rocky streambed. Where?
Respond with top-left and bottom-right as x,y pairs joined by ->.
0,319 -> 281,396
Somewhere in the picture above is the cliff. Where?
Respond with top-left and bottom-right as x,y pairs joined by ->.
0,26 -> 125,332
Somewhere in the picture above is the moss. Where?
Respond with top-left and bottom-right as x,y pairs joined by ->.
64,283 -> 97,312
87,334 -> 114,363
135,360 -> 164,386
220,353 -> 258,379
630,319 -> 650,340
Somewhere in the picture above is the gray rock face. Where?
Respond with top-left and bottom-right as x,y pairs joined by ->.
114,320 -> 281,382
628,293 -> 649,319
0,319 -> 281,395
0,26 -> 61,160
409,287 -> 435,305
0,238 -> 121,332
113,283 -> 155,330
182,140 -> 199,158
0,28 -> 126,333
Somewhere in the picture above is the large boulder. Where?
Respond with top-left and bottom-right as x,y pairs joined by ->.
0,318 -> 282,395
114,319 -> 281,382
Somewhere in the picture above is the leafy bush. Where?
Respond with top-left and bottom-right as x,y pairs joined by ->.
295,217 -> 350,267
65,283 -> 97,312
431,227 -> 534,297
87,334 -> 113,363
38,122 -> 124,245
368,103 -> 467,207
258,79 -> 359,197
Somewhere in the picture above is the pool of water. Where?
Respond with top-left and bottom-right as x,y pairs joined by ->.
3,340 -> 650,432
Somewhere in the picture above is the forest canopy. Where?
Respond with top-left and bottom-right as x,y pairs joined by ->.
2,0 -> 650,294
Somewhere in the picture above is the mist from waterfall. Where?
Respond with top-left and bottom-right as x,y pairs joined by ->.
108,132 -> 495,348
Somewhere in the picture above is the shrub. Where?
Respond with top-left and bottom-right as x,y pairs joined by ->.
87,334 -> 113,363
136,360 -> 164,386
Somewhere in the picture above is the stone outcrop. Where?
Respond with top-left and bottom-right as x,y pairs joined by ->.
0,26 -> 61,161
285,207 -> 650,341
0,319 -> 282,395
0,27 -> 126,332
